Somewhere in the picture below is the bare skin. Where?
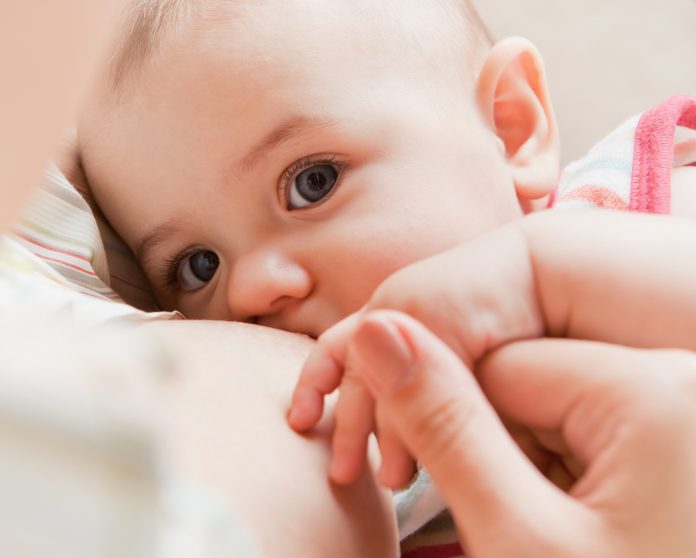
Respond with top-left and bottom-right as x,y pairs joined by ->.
143,320 -> 398,557
290,210 -> 696,488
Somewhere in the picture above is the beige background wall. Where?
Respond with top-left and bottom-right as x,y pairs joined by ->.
472,0 -> 696,163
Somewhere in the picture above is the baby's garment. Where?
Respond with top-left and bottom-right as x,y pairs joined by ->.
3,161 -> 179,325
550,95 -> 696,212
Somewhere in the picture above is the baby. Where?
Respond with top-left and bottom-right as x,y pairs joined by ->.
78,0 -> 696,549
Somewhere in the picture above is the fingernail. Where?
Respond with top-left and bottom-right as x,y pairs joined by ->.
353,316 -> 415,397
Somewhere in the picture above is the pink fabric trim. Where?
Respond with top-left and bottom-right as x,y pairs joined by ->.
558,185 -> 629,210
630,96 -> 696,214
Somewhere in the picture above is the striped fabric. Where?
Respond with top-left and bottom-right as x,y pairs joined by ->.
57,144 -> 164,312
3,160 -> 179,325
550,116 -> 638,211
12,162 -> 119,301
0,234 -> 174,326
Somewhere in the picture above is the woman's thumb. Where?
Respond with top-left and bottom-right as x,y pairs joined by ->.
349,310 -> 563,546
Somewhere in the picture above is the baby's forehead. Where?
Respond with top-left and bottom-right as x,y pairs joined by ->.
110,0 -> 489,97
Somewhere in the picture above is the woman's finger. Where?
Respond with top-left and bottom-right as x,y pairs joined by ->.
479,339 -> 696,502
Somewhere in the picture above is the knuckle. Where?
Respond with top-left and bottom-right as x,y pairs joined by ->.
370,269 -> 419,306
341,363 -> 364,385
333,425 -> 366,450
369,282 -> 403,311
370,280 -> 431,326
333,410 -> 373,446
409,388 -> 480,465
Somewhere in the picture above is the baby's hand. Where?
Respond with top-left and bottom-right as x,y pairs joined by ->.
288,223 -> 545,485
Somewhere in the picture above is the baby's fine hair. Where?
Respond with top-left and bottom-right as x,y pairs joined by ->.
110,0 -> 493,94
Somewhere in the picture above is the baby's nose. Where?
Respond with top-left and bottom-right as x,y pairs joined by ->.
226,248 -> 312,324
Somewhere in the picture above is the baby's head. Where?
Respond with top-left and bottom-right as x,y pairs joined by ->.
79,0 -> 559,337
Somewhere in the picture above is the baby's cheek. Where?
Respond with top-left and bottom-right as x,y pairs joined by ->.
340,250 -> 418,311
323,209 -> 462,317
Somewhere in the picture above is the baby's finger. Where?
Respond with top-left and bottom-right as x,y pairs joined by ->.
375,406 -> 416,489
329,366 -> 376,485
288,314 -> 361,431
288,348 -> 343,431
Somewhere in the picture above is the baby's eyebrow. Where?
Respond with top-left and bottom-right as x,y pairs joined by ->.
234,115 -> 338,176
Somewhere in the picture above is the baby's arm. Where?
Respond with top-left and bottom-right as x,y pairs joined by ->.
671,166 -> 696,219
546,165 -> 696,346
526,209 -> 696,349
289,209 -> 696,485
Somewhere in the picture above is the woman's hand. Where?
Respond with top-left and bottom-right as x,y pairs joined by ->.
349,310 -> 696,557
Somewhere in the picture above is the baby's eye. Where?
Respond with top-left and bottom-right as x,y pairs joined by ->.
178,249 -> 219,291
288,164 -> 339,209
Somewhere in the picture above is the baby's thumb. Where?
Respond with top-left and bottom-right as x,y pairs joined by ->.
349,310 -> 564,550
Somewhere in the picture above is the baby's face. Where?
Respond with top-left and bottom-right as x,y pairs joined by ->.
81,2 -> 523,337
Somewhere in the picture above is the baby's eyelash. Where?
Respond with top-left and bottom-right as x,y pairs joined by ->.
279,155 -> 341,201
157,248 -> 191,293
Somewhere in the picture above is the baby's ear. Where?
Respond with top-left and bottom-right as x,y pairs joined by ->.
476,37 -> 559,200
